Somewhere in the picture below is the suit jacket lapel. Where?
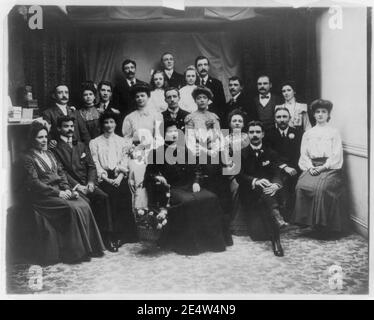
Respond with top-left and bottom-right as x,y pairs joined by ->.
54,105 -> 65,118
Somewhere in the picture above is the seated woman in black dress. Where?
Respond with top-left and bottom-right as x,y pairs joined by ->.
144,120 -> 228,255
21,121 -> 105,265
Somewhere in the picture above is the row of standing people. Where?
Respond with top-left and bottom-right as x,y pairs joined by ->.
42,54 -> 311,149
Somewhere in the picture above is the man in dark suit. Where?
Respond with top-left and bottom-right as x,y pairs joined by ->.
265,107 -> 303,219
161,52 -> 184,89
113,59 -> 147,117
195,55 -> 226,121
162,87 -> 189,132
53,115 -> 118,252
236,120 -> 285,256
96,80 -> 122,136
222,76 -> 256,129
43,84 -> 91,147
96,81 -> 120,114
252,75 -> 282,132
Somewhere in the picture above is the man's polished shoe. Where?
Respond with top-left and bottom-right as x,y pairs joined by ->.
106,241 -> 118,253
271,237 -> 284,257
115,239 -> 123,248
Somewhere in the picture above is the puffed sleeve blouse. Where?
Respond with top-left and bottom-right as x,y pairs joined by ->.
122,108 -> 163,149
89,133 -> 130,181
298,125 -> 343,171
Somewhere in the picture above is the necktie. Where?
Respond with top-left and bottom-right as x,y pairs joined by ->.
201,79 -> 206,86
67,138 -> 73,148
230,98 -> 235,106
261,95 -> 269,99
130,80 -> 135,87
282,131 -> 286,138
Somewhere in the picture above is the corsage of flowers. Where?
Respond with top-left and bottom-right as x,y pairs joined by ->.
205,119 -> 215,130
288,133 -> 295,139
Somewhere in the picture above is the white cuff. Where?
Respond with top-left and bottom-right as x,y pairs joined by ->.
252,178 -> 257,190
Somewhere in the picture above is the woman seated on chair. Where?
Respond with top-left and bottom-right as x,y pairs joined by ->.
89,112 -> 138,248
20,121 -> 105,265
293,99 -> 348,236
144,120 -> 228,255
184,85 -> 233,245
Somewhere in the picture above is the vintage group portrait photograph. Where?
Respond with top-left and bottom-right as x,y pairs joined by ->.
0,0 -> 371,299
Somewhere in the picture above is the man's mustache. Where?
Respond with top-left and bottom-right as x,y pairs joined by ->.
127,71 -> 135,75
200,69 -> 207,73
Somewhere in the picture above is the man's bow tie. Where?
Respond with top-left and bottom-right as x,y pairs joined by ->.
260,95 -> 270,99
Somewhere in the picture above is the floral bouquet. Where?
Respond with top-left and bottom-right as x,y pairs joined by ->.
127,143 -> 148,163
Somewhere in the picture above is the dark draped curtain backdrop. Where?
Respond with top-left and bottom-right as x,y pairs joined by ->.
9,6 -> 319,112
240,9 -> 319,104
8,6 -> 85,110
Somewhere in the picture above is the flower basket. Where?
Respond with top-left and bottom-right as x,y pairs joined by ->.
134,184 -> 171,243
136,224 -> 162,242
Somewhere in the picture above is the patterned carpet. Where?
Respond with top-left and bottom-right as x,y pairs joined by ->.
6,227 -> 369,295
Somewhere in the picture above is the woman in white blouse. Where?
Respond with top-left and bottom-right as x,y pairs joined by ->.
179,65 -> 198,113
90,112 -> 137,248
293,99 -> 348,235
147,70 -> 168,114
275,81 -> 311,131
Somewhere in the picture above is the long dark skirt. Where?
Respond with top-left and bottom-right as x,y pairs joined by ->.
161,185 -> 227,255
99,174 -> 138,243
32,196 -> 105,265
293,169 -> 348,231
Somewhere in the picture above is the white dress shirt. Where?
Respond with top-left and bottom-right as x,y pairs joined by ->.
126,78 -> 136,87
200,75 -> 209,86
56,103 -> 68,115
279,127 -> 289,137
164,69 -> 173,79
60,135 -> 73,146
259,93 -> 271,107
